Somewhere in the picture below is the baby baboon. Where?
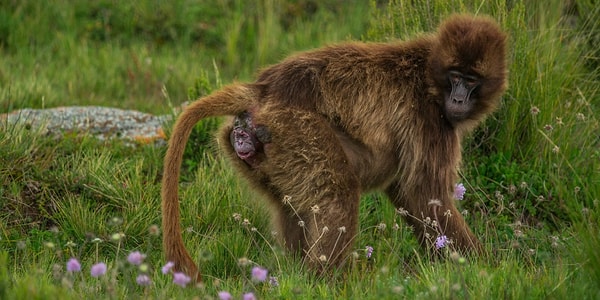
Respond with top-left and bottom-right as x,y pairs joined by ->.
161,14 -> 508,281
229,111 -> 271,168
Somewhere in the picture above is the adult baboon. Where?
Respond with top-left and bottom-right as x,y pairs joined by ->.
161,14 -> 508,281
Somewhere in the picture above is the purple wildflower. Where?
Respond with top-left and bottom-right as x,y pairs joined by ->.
243,292 -> 257,300
90,262 -> 107,277
136,274 -> 152,286
127,251 -> 146,265
218,291 -> 233,300
269,276 -> 279,287
251,266 -> 268,282
454,183 -> 466,200
365,245 -> 374,258
173,272 -> 191,287
161,261 -> 175,274
435,235 -> 448,249
66,258 -> 81,272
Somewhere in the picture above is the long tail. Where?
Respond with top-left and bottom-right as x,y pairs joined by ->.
161,83 -> 259,282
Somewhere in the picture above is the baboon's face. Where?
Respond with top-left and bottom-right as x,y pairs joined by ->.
230,112 -> 260,160
229,111 -> 271,168
443,70 -> 480,123
231,126 -> 258,159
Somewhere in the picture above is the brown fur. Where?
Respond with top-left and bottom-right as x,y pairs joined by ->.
161,14 -> 508,280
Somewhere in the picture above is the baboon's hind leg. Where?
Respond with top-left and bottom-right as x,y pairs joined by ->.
254,105 -> 361,270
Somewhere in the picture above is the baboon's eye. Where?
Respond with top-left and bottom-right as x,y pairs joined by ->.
463,75 -> 479,88
449,71 -> 462,84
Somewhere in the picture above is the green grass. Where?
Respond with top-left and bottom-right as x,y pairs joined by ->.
1,0 -> 599,298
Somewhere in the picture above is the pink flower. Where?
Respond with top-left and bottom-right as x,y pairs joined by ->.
251,266 -> 268,282
66,258 -> 81,272
218,291 -> 233,300
136,274 -> 152,286
454,183 -> 466,200
243,292 -> 257,300
161,261 -> 175,274
127,251 -> 146,265
90,262 -> 107,277
172,272 -> 191,287
435,235 -> 448,249
365,245 -> 374,258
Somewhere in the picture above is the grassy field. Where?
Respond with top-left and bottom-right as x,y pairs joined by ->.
1,0 -> 599,299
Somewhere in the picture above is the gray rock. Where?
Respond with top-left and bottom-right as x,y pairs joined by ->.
1,106 -> 173,146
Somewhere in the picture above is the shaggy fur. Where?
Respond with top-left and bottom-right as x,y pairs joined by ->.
161,14 -> 508,281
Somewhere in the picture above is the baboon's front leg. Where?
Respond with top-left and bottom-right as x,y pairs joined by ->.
386,182 -> 482,254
